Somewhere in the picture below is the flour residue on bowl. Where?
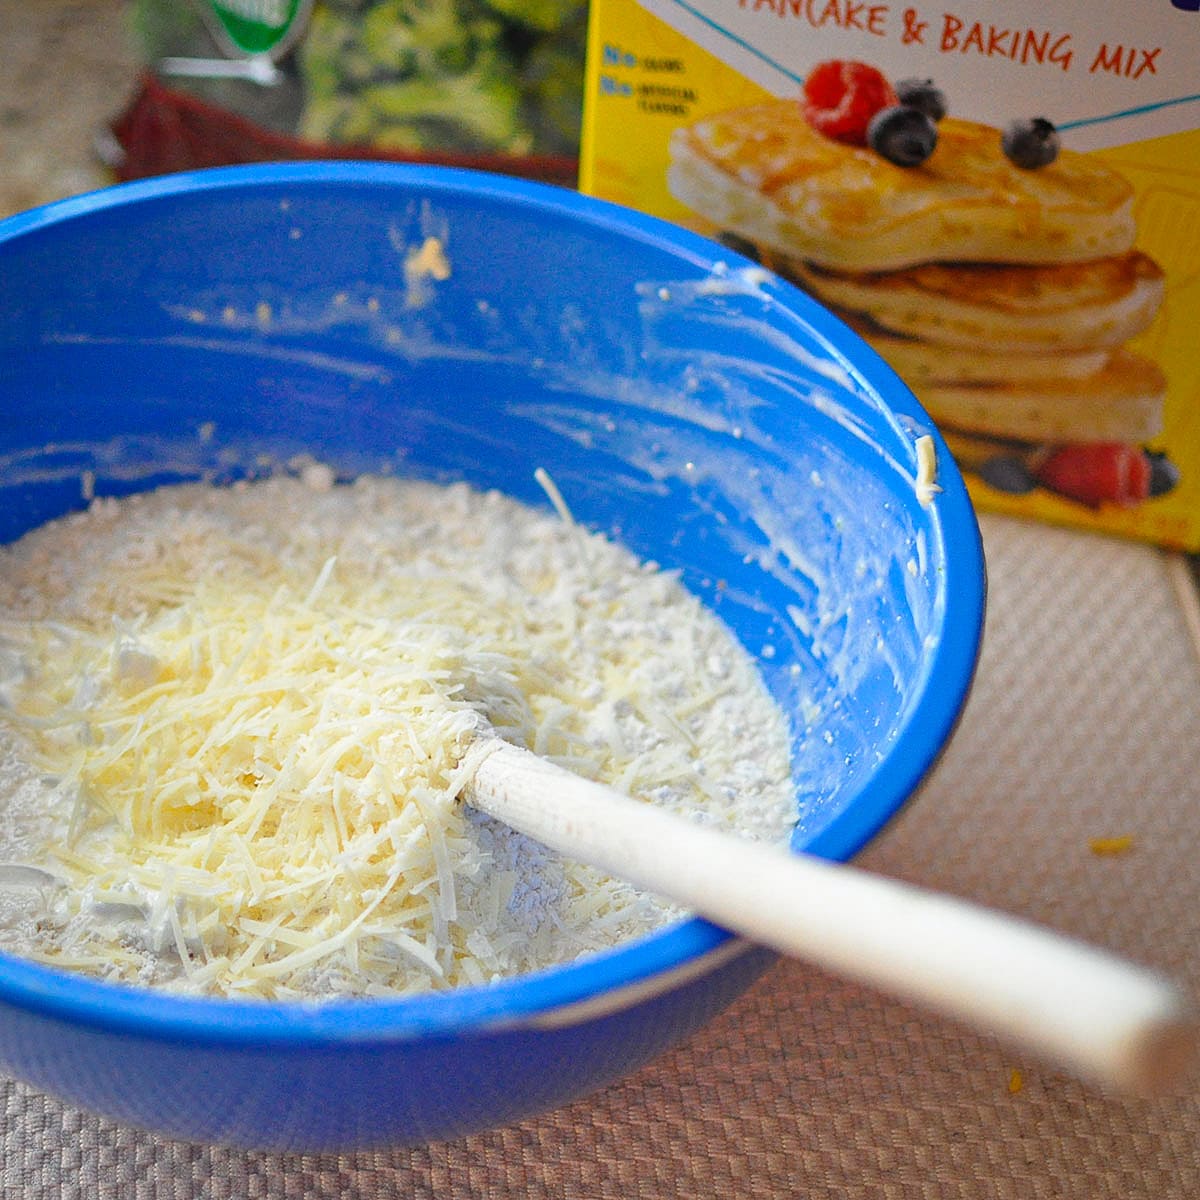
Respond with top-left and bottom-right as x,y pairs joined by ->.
503,264 -> 944,797
0,474 -> 795,1000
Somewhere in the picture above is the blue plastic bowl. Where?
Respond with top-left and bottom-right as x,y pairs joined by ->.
0,163 -> 984,1151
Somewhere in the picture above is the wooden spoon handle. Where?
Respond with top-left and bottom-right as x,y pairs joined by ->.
465,741 -> 1196,1096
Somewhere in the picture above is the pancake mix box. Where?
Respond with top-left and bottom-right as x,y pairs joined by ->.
579,0 -> 1200,550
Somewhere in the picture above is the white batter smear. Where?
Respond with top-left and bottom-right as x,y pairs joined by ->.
0,473 -> 795,1000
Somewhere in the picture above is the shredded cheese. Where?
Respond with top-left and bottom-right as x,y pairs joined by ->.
914,435 -> 942,507
1089,834 -> 1135,856
0,474 -> 796,1000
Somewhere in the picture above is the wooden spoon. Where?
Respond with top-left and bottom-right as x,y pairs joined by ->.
465,740 -> 1197,1097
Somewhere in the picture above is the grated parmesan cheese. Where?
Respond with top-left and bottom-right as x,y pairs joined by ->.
0,474 -> 796,1000
914,435 -> 941,507
1089,834 -> 1135,856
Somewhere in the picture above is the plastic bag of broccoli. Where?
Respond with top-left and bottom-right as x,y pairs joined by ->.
107,0 -> 586,184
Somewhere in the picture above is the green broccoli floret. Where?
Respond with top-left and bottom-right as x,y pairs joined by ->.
517,7 -> 586,153
367,60 -> 530,152
481,0 -> 581,35
299,0 -> 585,155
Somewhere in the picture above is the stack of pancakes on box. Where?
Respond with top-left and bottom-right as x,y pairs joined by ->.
667,101 -> 1167,497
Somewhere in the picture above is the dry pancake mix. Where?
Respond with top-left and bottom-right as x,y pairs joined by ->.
580,0 -> 1200,550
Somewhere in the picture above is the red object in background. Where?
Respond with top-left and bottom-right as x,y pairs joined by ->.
108,72 -> 579,187
801,60 -> 897,145
1034,443 -> 1153,508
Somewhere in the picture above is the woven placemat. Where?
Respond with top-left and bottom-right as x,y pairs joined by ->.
3,512 -> 1198,1198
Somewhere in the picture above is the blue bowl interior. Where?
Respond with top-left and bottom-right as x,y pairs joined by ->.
0,163 -> 983,1045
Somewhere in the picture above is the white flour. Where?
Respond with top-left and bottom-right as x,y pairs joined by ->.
0,472 -> 796,1000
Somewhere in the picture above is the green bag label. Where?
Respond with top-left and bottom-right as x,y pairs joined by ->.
203,0 -> 312,58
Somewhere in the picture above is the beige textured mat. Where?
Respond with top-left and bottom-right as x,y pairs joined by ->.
2,512 -> 1198,1197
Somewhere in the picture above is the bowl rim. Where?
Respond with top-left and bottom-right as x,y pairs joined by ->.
0,160 -> 986,1046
